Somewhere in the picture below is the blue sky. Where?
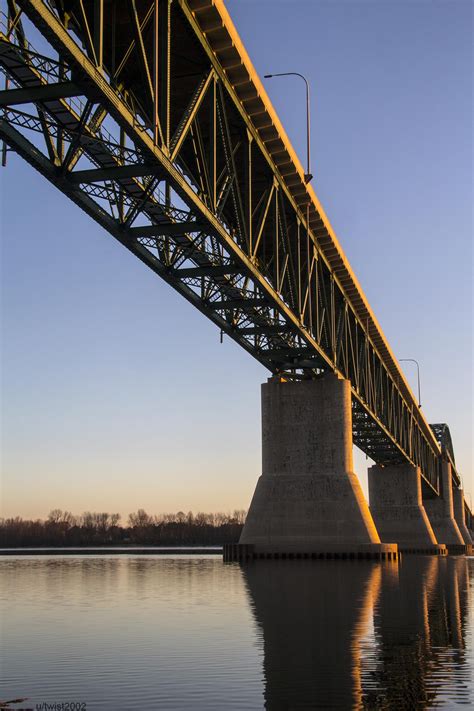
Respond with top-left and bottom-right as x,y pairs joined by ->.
1,0 -> 472,519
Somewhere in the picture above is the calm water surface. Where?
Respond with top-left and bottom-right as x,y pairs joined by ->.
1,555 -> 472,709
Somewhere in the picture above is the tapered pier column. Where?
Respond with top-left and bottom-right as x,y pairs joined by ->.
234,375 -> 398,560
423,460 -> 465,554
452,487 -> 473,547
368,464 -> 446,555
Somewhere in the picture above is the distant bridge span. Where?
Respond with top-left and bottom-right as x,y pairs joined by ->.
0,0 -> 469,514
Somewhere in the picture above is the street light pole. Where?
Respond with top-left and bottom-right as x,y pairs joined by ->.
264,72 -> 312,183
399,358 -> 422,408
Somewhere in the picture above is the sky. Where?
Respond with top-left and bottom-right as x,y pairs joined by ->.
1,0 -> 472,521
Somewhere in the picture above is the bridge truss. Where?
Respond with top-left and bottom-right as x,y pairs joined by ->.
0,0 -> 460,495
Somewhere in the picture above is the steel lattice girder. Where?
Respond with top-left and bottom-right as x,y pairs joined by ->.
0,0 -> 453,496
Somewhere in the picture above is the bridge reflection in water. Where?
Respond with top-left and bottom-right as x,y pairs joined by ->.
243,558 -> 472,709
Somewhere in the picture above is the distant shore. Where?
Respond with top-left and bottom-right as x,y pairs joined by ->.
1,509 -> 245,548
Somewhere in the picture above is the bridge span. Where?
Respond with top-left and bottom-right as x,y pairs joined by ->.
0,0 -> 471,557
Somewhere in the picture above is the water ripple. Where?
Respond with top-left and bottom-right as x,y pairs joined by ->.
1,556 -> 472,709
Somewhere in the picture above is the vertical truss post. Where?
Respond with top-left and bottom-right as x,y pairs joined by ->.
1,7 -> 10,167
275,185 -> 280,292
331,276 -> 336,368
1,120 -> 7,166
93,0 -> 103,70
306,202 -> 312,334
245,128 -> 252,253
297,219 -> 302,319
209,75 -> 216,212
315,250 -> 319,338
118,126 -> 126,223
159,0 -> 171,150
110,0 -> 116,75
153,0 -> 159,145
56,58 -> 66,161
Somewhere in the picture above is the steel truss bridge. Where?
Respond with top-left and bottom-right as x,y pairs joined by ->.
0,0 -> 469,513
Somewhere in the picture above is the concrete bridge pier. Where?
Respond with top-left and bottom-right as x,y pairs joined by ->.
423,460 -> 466,555
231,374 -> 398,561
452,487 -> 473,550
368,463 -> 446,555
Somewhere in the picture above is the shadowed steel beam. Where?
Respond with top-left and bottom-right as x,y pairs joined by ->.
0,81 -> 81,105
278,359 -> 322,369
238,324 -> 293,335
261,347 -> 314,359
171,265 -> 239,278
130,222 -> 208,236
210,297 -> 266,308
68,165 -> 165,183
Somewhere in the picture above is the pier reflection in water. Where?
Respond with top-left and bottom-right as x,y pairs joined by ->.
368,557 -> 472,708
0,555 -> 472,709
243,557 -> 472,709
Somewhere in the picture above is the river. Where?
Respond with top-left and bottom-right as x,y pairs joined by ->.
1,555 -> 472,709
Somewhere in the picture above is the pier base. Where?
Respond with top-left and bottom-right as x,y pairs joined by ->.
424,460 -> 466,555
237,375 -> 397,560
368,463 -> 446,556
224,542 -> 399,562
452,487 -> 473,554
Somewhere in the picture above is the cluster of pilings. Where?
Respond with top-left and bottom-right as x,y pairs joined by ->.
224,376 -> 472,563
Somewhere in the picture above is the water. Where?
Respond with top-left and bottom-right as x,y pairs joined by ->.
1,555 -> 472,709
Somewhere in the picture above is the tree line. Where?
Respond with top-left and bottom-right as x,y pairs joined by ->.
0,509 -> 246,547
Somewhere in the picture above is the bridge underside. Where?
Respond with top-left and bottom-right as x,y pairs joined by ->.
0,0 -> 465,501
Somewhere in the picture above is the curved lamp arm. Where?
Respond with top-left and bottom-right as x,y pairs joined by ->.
264,72 -> 312,183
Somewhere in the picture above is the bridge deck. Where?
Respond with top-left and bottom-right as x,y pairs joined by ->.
187,0 -> 442,470
0,0 -> 466,496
